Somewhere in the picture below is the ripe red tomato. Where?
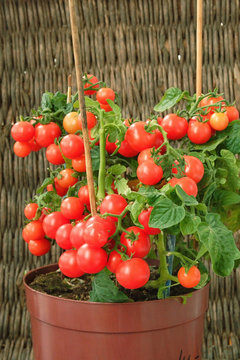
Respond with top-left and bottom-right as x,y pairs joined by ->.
118,137 -> 139,157
83,220 -> 109,248
187,119 -> 212,144
138,148 -> 154,164
35,122 -> 61,147
107,251 -> 123,273
23,220 -> 45,241
161,114 -> 188,140
209,112 -> 229,131
55,223 -> 73,249
100,194 -> 128,221
70,221 -> 86,249
199,96 -> 224,114
43,211 -> 69,239
11,122 -> 35,142
59,250 -> 85,278
105,135 -> 117,154
120,226 -> 151,258
99,103 -> 112,112
24,203 -> 38,220
22,227 -> 30,243
13,141 -> 32,157
77,244 -> 108,273
46,144 -> 65,165
177,266 -> 201,288
60,197 -> 84,220
56,169 -> 78,188
47,178 -> 68,196
224,106 -> 239,122
28,238 -> 51,256
125,122 -> 157,152
78,185 -> 90,205
184,155 -> 204,183
116,258 -> 150,289
84,74 -> 99,95
86,215 -> 116,237
78,111 -> 97,130
169,176 -> 198,197
153,129 -> 166,153
137,160 -> 163,185
72,154 -> 86,172
63,112 -> 81,134
96,88 -> 115,104
29,137 -> 42,152
138,207 -> 160,235
60,134 -> 84,159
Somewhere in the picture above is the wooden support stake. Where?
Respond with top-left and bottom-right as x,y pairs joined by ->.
196,0 -> 203,98
68,0 -> 97,215
67,74 -> 72,104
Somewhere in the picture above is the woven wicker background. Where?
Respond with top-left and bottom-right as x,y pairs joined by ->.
0,0 -> 240,359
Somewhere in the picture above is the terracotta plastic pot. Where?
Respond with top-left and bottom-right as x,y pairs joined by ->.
24,264 -> 209,360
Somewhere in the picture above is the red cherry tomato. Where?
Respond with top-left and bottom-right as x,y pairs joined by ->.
83,220 -> 109,248
23,220 -> 45,241
169,176 -> 198,197
184,155 -> 204,183
70,221 -> 86,249
46,144 -> 65,165
116,258 -> 150,289
56,169 -> 78,189
187,119 -> 212,144
177,266 -> 201,288
28,238 -> 51,256
120,226 -> 151,258
86,215 -> 116,237
78,185 -> 90,205
96,88 -> 115,104
100,194 -> 128,221
59,250 -> 85,278
137,160 -> 163,185
11,122 -> 35,142
138,207 -> 160,235
55,223 -> 73,250
161,114 -> 188,140
105,135 -> 117,154
118,137 -> 139,157
77,244 -> 108,274
60,134 -> 84,160
84,74 -> 99,95
107,251 -> 123,273
199,96 -> 224,115
99,103 -> 112,112
24,203 -> 38,220
78,111 -> 97,130
209,112 -> 229,131
35,122 -> 61,147
13,141 -> 32,157
72,154 -> 86,172
47,178 -> 68,197
153,129 -> 167,153
29,137 -> 42,152
125,122 -> 157,152
60,197 -> 84,220
43,212 -> 69,239
224,106 -> 239,122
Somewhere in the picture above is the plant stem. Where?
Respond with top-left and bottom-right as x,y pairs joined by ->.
97,110 -> 106,200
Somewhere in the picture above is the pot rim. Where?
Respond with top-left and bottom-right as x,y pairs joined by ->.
24,262 -> 210,306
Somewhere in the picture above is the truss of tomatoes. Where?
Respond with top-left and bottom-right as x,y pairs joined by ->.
13,76 -> 239,292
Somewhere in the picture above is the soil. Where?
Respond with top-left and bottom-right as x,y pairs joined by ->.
30,267 -> 195,302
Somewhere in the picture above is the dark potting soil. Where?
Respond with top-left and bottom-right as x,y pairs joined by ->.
30,268 -> 195,302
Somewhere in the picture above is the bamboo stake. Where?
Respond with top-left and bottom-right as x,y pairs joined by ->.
67,74 -> 72,103
68,0 -> 97,215
196,0 -> 203,98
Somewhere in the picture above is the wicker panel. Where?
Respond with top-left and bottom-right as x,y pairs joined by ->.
0,0 -> 240,359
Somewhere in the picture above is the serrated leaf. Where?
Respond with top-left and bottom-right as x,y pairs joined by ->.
115,178 -> 131,196
52,92 -> 68,111
84,97 -> 101,112
36,191 -> 62,211
90,271 -> 130,303
154,88 -> 186,112
224,120 -> 240,154
192,135 -> 227,152
175,185 -> 198,206
149,198 -> 185,229
218,149 -> 240,191
197,213 -> 240,276
195,203 -> 208,213
180,212 -> 201,235
108,164 -> 126,176
41,92 -> 53,110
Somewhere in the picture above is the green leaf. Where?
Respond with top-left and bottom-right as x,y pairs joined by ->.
192,135 -> 227,152
197,213 -> 240,276
106,99 -> 121,115
108,164 -> 126,176
195,203 -> 207,214
224,120 -> 240,154
90,271 -> 131,303
35,191 -> 62,211
41,92 -> 53,110
194,273 -> 209,289
91,147 -> 100,171
149,198 -> 185,229
196,244 -> 208,260
52,92 -> 68,111
213,190 -> 240,206
154,88 -> 186,112
129,199 -> 145,223
175,185 -> 198,206
115,178 -> 131,196
180,213 -> 201,235
218,150 -> 240,191
84,97 -> 101,112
